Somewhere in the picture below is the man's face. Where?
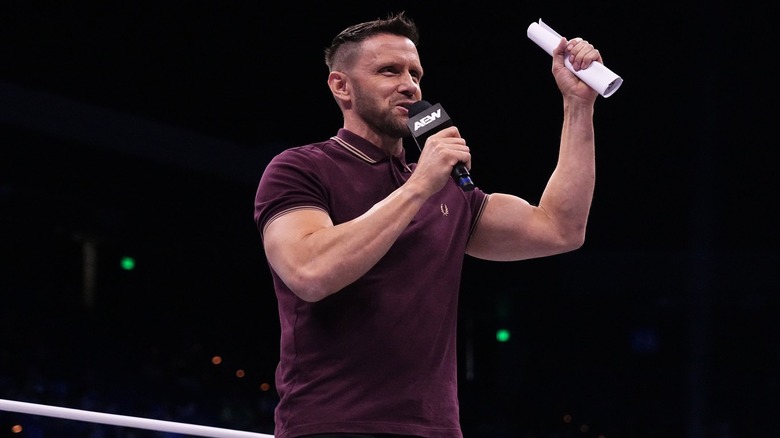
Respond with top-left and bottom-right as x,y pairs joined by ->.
347,34 -> 423,138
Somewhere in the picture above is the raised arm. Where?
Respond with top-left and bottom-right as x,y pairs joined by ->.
466,36 -> 600,261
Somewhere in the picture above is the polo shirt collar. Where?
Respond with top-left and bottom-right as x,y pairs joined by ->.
334,129 -> 408,166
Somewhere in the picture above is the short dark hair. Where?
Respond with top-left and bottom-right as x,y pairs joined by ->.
324,11 -> 419,72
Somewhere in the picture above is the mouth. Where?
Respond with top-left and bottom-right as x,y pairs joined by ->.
397,101 -> 417,115
396,100 -> 414,111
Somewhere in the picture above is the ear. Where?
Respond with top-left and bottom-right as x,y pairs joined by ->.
327,71 -> 350,105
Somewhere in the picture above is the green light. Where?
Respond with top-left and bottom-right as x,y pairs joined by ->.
496,329 -> 511,343
120,256 -> 136,271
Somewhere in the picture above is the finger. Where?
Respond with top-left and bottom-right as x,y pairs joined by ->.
567,39 -> 601,70
432,125 -> 462,139
581,48 -> 602,69
552,37 -> 568,60
566,38 -> 587,70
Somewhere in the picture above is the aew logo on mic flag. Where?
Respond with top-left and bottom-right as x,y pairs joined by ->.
413,107 -> 442,130
407,102 -> 453,144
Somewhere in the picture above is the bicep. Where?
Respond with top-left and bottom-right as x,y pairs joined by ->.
262,208 -> 333,279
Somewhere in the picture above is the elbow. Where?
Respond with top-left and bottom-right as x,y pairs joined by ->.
296,289 -> 331,303
552,221 -> 587,254
560,226 -> 587,252
283,267 -> 337,303
565,235 -> 586,252
286,279 -> 329,303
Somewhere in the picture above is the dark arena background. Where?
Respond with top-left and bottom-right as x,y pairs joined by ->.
1,1 -> 776,437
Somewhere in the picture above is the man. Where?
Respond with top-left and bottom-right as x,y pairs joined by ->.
254,11 -> 602,438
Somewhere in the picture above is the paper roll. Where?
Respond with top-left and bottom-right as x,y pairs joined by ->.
527,19 -> 623,98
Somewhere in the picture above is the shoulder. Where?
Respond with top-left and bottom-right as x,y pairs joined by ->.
263,139 -> 345,181
272,138 -> 340,162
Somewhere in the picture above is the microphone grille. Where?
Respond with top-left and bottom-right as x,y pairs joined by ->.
408,100 -> 432,117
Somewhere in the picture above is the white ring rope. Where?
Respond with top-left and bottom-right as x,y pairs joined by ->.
0,398 -> 274,437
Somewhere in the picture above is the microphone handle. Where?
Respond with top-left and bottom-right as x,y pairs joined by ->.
452,163 -> 474,191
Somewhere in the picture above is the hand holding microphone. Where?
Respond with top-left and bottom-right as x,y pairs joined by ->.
407,101 -> 475,191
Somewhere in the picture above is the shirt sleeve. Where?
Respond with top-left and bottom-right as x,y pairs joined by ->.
254,147 -> 330,239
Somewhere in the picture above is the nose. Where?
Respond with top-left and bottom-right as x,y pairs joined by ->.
398,72 -> 420,97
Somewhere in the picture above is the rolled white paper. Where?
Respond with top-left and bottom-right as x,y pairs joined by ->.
527,19 -> 623,97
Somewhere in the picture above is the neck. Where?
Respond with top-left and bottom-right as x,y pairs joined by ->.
343,124 -> 404,157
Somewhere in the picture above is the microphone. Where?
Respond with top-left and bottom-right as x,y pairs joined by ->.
407,100 -> 475,191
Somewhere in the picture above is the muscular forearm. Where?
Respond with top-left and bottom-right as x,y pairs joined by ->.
264,182 -> 429,302
537,98 -> 596,247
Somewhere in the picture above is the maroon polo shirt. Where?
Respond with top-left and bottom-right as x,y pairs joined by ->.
254,129 -> 488,438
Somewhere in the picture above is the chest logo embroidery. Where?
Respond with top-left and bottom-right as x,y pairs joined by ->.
440,203 -> 449,216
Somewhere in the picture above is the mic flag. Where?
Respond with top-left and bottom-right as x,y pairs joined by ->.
407,101 -> 475,191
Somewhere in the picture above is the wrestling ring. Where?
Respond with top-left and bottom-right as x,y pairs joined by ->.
0,398 -> 274,437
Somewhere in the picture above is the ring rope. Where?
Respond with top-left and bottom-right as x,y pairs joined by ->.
0,398 -> 274,437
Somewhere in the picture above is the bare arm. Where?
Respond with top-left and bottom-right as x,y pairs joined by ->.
263,128 -> 471,303
263,187 -> 424,303
466,37 -> 599,261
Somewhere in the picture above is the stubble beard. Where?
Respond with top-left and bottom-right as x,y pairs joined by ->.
353,87 -> 409,139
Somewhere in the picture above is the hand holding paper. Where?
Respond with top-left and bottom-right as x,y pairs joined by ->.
527,19 -> 623,98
